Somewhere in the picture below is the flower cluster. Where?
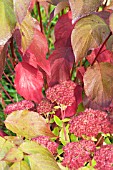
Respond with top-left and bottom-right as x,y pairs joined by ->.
32,136 -> 58,155
69,109 -> 113,137
4,100 -> 35,114
37,98 -> 54,114
94,145 -> 113,170
46,81 -> 76,106
62,140 -> 96,170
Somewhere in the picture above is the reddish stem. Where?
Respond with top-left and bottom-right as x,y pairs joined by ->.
6,60 -> 14,74
61,109 -> 68,141
91,31 -> 112,66
3,72 -> 15,88
7,54 -> 14,68
37,2 -> 43,33
10,37 -> 16,66
0,84 -> 14,103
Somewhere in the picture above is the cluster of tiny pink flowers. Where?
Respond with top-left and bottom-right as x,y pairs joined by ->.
62,140 -> 96,170
94,145 -> 113,170
37,98 -> 54,114
46,81 -> 76,106
69,108 -> 113,137
32,136 -> 58,155
4,100 -> 35,114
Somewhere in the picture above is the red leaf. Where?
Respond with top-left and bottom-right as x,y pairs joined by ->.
76,67 -> 86,83
0,130 -> 7,137
65,101 -> 77,117
86,47 -> 113,65
74,85 -> 83,106
14,62 -> 44,103
26,28 -> 51,76
47,47 -> 74,86
54,11 -> 74,47
55,101 -> 77,118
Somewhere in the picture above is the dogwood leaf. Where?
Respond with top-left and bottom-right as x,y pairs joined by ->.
48,47 -> 74,86
14,62 -> 43,103
84,62 -> 113,107
21,142 -> 60,170
55,11 -> 74,47
54,1 -> 69,16
0,0 -> 16,45
5,110 -> 54,139
3,147 -> 23,162
13,0 -> 31,23
26,27 -> 50,76
9,161 -> 30,170
17,12 -> 35,53
69,0 -> 103,23
71,14 -> 110,63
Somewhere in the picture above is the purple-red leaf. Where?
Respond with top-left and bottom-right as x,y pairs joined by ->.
84,62 -> 113,107
14,62 -> 43,103
54,11 -> 74,47
47,47 -> 74,86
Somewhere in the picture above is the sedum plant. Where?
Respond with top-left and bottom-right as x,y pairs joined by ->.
1,0 -> 113,169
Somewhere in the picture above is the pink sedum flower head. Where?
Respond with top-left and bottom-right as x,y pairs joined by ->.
4,100 -> 35,114
69,108 -> 113,137
94,145 -> 113,170
46,81 -> 76,106
62,140 -> 96,170
37,98 -> 54,114
32,136 -> 58,155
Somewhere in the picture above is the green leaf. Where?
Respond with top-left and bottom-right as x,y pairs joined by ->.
53,127 -> 59,136
84,62 -> 113,107
19,141 -> 60,170
71,14 -> 110,63
0,161 -> 9,170
0,140 -> 14,161
3,147 -> 23,162
19,141 -> 51,155
69,0 -> 103,23
54,115 -> 63,127
0,0 -> 16,45
27,153 -> 60,170
5,110 -> 54,139
9,161 -> 30,170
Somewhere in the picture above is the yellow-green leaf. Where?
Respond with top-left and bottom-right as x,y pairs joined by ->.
3,147 -> 23,162
20,141 -> 60,170
9,161 -> 30,170
71,14 -> 110,63
0,0 -> 16,45
0,140 -> 14,161
0,161 -> 9,170
17,12 -> 35,53
5,110 -> 54,139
